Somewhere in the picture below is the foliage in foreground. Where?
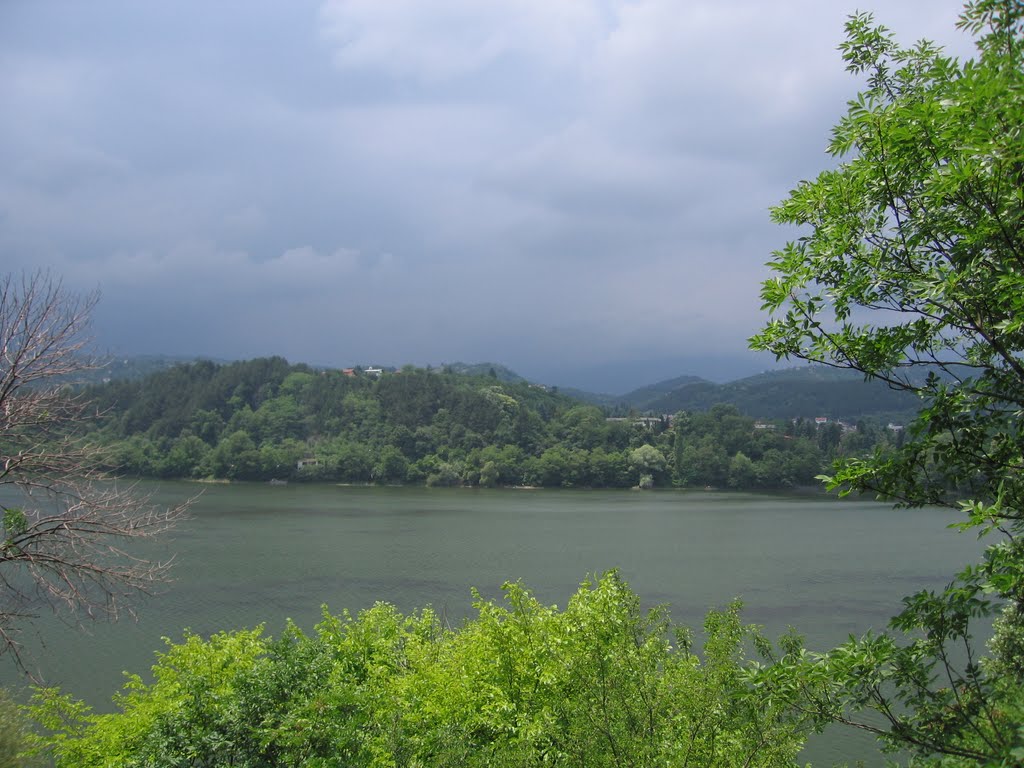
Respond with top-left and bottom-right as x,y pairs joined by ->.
0,689 -> 34,768
27,573 -> 806,767
752,0 -> 1024,764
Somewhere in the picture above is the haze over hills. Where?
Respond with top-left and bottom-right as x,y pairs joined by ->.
442,362 -> 527,384
611,367 -> 919,422
414,364 -> 917,424
86,355 -> 918,423
561,375 -> 710,410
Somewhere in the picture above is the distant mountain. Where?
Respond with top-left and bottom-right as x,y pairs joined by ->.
90,356 -> 919,423
630,366 -> 919,422
561,375 -> 711,411
615,375 -> 712,410
442,362 -> 527,384
557,387 -> 618,408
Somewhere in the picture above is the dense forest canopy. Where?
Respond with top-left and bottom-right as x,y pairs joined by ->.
81,357 -> 902,489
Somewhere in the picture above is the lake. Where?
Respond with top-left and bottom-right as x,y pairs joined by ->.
0,483 -> 987,765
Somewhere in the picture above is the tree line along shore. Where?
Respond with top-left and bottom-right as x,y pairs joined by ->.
84,357 -> 906,490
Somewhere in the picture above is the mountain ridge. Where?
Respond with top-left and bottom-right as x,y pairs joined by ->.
89,355 -> 918,422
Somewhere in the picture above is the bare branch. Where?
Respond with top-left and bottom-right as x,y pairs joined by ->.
0,270 -> 190,672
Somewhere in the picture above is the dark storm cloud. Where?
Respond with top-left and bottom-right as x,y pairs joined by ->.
0,0 -> 974,390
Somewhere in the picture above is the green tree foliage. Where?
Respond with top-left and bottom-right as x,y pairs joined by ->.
751,1 -> 1024,762
85,358 -> 896,489
628,444 -> 668,487
371,445 -> 408,484
88,362 -> 586,485
27,573 -> 805,767
0,689 -> 34,767
671,405 -> 853,489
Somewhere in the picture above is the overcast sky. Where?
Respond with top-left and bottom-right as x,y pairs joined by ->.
1,0 -> 974,392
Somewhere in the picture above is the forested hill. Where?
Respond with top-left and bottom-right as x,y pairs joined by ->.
87,355 -> 918,423
83,357 -> 901,489
573,367 -> 919,422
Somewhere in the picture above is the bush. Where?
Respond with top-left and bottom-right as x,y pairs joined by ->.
28,573 -> 807,767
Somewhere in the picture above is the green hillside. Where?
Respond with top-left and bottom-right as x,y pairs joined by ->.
79,357 -> 897,489
616,366 -> 919,422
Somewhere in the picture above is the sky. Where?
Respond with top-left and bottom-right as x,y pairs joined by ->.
0,0 -> 975,393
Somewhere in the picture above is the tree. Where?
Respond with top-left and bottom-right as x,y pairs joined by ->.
629,443 -> 667,487
372,445 -> 408,483
751,2 -> 1024,763
727,451 -> 757,489
28,574 -> 806,767
208,430 -> 261,480
0,271 -> 188,667
159,434 -> 210,479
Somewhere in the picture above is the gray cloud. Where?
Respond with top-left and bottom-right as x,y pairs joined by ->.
0,0 -> 975,391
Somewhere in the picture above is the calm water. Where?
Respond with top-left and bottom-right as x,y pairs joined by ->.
0,483 -> 986,765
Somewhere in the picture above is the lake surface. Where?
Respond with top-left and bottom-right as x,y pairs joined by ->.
0,483 -> 987,765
